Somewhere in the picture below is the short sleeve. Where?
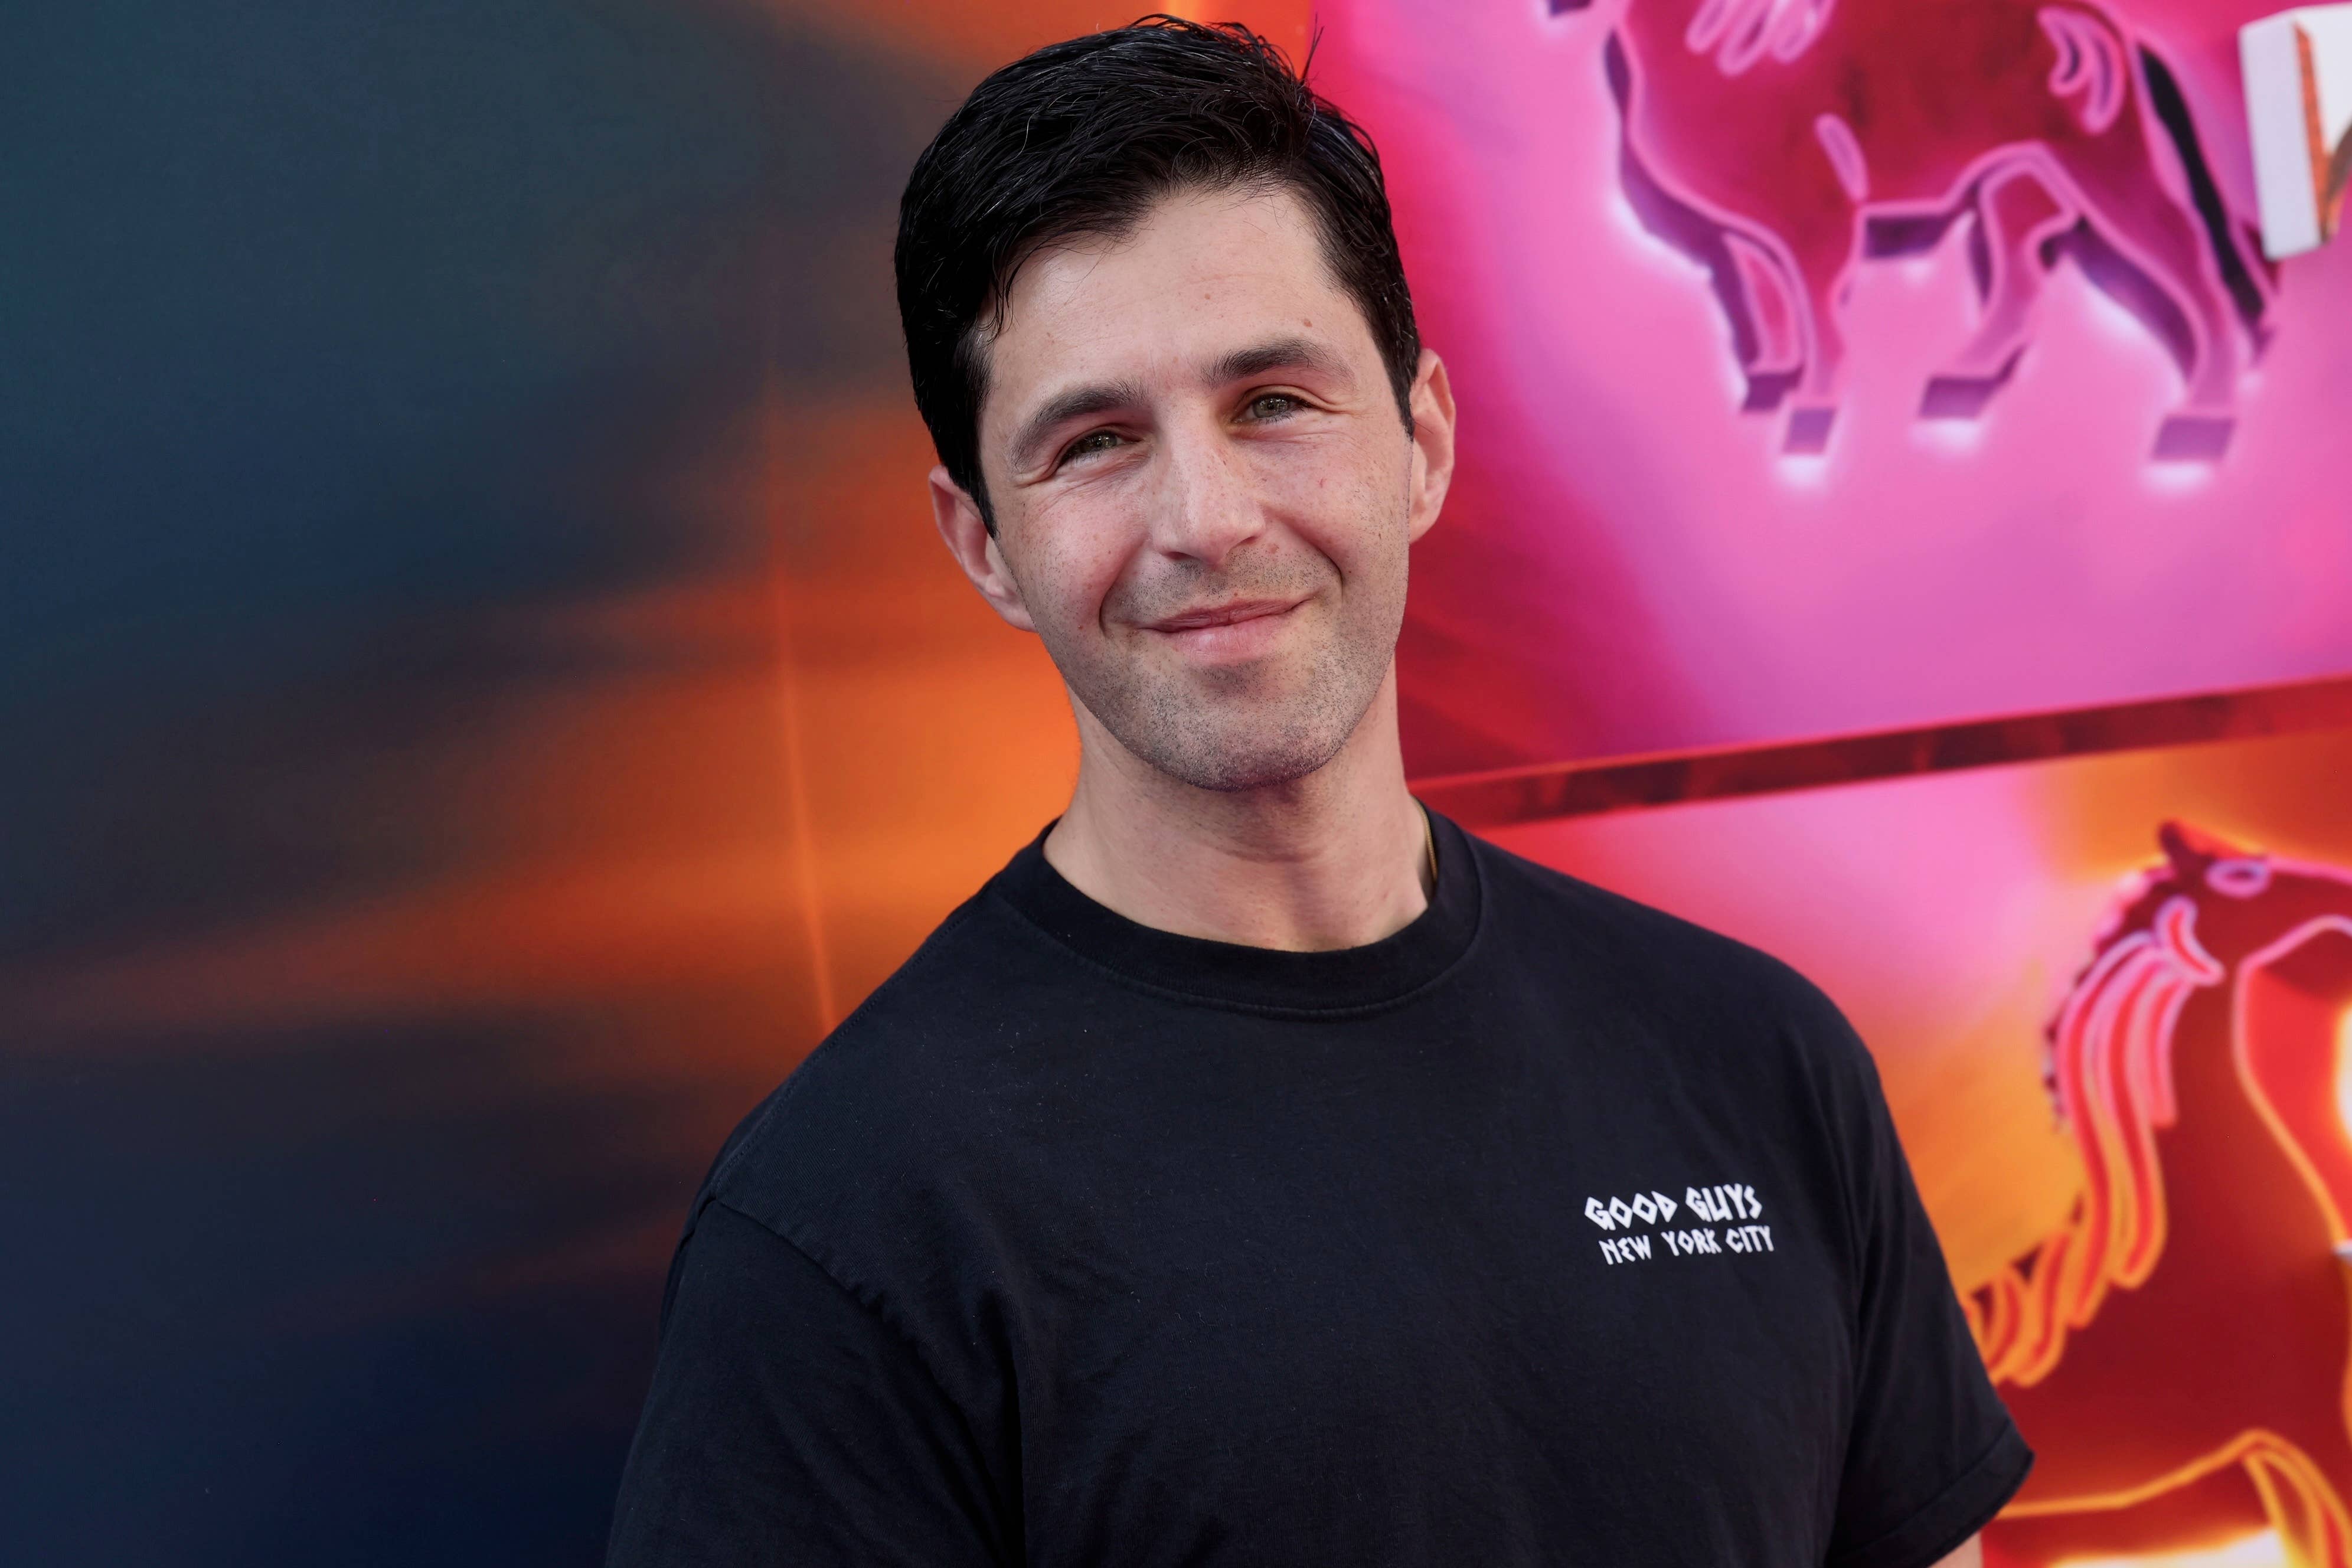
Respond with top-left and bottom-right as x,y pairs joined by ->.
1827,1033 -> 2034,1568
605,1200 -> 1011,1568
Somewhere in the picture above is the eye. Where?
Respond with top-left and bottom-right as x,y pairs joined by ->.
2206,858 -> 2271,898
1059,429 -> 1125,465
1244,392 -> 1305,420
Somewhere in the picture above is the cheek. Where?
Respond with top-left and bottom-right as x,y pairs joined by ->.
1009,492 -> 1141,633
1252,432 -> 1410,574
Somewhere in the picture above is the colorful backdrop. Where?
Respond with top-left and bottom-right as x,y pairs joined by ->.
2,4 -> 1295,1561
1330,0 -> 2352,1560
3,1 -> 2344,1564
1335,0 -> 2352,775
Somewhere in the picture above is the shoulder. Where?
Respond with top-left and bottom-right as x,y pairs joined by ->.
1467,834 -> 1901,1261
1469,830 -> 1856,1037
1464,829 -> 1887,1142
687,882 -> 1067,1284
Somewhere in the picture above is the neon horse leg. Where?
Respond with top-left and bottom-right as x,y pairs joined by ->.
1921,158 -> 2076,420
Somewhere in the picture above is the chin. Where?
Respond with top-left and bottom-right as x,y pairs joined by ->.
1120,711 -> 1360,793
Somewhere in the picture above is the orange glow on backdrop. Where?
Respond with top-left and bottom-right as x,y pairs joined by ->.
8,0 -> 1309,1062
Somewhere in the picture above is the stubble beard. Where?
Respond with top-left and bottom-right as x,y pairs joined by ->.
1047,533 -> 1409,795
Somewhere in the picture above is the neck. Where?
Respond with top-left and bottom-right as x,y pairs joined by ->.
1043,667 -> 1432,952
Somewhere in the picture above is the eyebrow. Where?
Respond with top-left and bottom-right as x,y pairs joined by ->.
1005,380 -> 1145,475
1206,335 -> 1352,387
1002,335 -> 1355,475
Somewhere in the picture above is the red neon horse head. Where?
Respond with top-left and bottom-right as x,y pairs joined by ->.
1974,824 -> 2352,1566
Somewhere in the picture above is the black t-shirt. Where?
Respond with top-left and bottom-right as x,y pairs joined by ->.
607,811 -> 2029,1567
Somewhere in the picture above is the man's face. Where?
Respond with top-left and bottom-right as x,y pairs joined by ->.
935,185 -> 1451,793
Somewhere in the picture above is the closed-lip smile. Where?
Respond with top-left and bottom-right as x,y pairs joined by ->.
1145,596 -> 1305,633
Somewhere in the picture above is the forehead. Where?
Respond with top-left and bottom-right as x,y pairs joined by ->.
979,186 -> 1374,428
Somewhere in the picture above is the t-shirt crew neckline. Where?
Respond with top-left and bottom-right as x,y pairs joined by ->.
988,805 -> 1484,1016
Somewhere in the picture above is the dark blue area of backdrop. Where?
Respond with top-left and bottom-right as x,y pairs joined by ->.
2,4 -> 954,1560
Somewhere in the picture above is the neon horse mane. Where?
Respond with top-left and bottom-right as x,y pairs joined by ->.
1966,841 -> 2225,1384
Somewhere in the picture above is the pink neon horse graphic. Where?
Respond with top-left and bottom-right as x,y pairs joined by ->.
1963,825 -> 2352,1566
1547,0 -> 2276,458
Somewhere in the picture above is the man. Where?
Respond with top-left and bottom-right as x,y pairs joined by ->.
607,19 -> 2029,1566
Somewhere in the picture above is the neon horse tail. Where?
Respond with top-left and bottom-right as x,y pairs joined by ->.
2039,1 -> 2273,352
2128,37 -> 2276,352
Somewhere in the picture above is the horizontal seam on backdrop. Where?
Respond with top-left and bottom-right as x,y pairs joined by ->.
1415,671 -> 2352,829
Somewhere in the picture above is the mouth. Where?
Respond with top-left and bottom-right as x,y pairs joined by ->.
1145,597 -> 1306,633
1139,596 -> 1309,659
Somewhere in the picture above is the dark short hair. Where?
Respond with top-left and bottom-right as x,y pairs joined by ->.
894,16 -> 1420,533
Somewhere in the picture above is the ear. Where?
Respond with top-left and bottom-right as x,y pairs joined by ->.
1404,348 -> 1456,544
2159,821 -> 2249,874
929,465 -> 1037,632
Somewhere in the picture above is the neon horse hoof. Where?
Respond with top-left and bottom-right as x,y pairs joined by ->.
1920,348 -> 2026,419
1783,404 -> 1836,453
2152,413 -> 2233,462
1920,375 -> 2004,420
1740,368 -> 1798,413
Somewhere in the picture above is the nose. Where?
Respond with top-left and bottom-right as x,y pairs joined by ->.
1144,413 -> 1267,573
